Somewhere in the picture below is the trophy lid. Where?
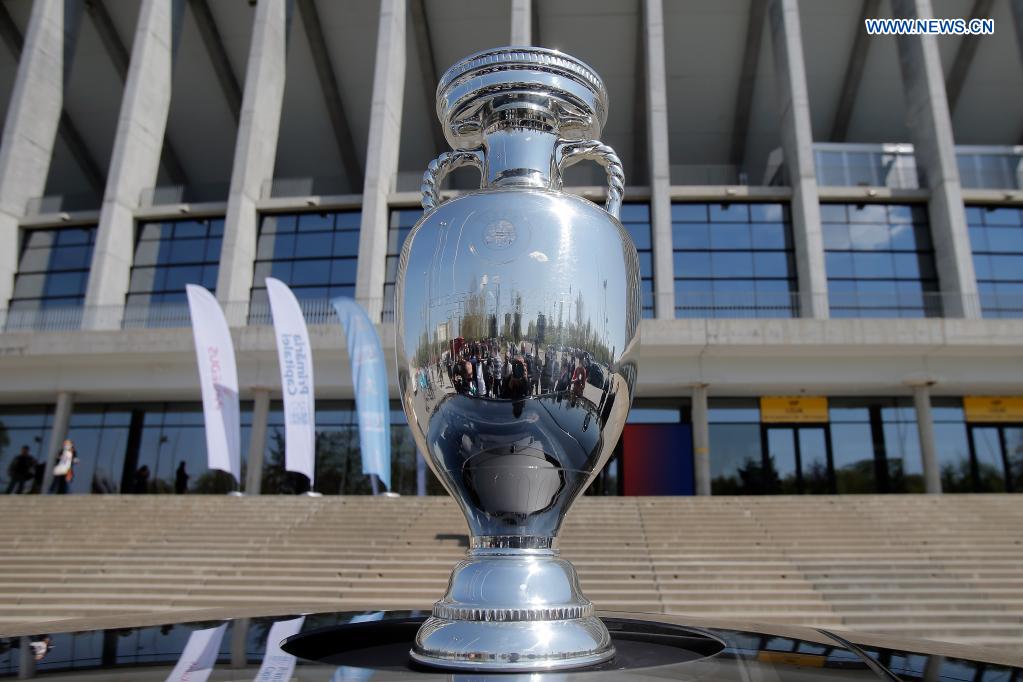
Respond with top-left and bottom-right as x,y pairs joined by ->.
436,46 -> 608,151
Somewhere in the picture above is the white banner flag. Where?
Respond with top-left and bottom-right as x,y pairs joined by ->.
186,285 -> 241,483
266,278 -> 317,484
165,623 -> 226,682
254,616 -> 304,682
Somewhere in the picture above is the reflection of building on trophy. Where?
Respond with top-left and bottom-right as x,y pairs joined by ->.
395,47 -> 641,670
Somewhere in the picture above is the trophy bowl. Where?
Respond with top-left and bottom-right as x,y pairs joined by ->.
394,47 -> 640,671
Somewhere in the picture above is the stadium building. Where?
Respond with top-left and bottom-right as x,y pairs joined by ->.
0,0 -> 1021,499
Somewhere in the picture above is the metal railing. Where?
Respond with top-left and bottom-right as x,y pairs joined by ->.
813,143 -> 922,189
675,291 -> 802,318
260,176 -> 356,199
956,146 -> 1023,190
810,143 -> 1023,190
2,291 -> 1021,334
139,182 -> 230,207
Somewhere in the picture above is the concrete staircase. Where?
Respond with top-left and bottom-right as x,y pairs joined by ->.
0,494 -> 1020,651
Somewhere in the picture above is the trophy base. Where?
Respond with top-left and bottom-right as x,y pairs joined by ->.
410,547 -> 615,671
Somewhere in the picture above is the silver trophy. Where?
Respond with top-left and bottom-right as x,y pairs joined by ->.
394,47 -> 640,672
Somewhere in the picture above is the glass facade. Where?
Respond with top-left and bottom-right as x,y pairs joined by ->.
0,406 -> 54,493
250,210 -> 362,320
814,146 -> 920,189
672,203 -> 796,318
967,206 -> 1023,318
125,218 -> 222,326
260,400 -> 437,496
61,403 -> 244,495
822,203 -> 939,318
709,399 -> 764,494
8,227 -> 96,329
382,209 -> 419,322
709,397 -> 932,495
956,149 -> 1023,190
619,204 -> 655,318
828,399 -> 926,494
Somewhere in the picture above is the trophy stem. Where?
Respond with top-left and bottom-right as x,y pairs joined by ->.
411,546 -> 615,671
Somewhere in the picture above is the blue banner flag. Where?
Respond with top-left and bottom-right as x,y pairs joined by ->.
331,297 -> 392,491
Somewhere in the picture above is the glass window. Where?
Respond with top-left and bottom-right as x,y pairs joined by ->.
66,406 -> 133,494
8,226 -> 97,329
827,398 -> 926,493
673,203 -> 796,318
708,399 -> 763,494
124,218 -> 223,327
822,204 -> 940,318
261,400 -> 436,496
967,206 -> 1023,318
250,210 -> 362,324
382,210 -> 420,323
0,407 -> 54,494
620,204 -> 655,319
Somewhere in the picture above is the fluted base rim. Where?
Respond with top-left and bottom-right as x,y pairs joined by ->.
411,614 -> 615,672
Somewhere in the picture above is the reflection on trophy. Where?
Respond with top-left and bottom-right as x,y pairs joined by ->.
394,47 -> 640,671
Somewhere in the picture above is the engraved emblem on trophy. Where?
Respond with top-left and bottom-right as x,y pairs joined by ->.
394,47 -> 641,671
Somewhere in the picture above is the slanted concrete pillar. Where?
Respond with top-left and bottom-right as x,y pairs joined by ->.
354,0 -> 406,322
912,383 -> 942,494
216,0 -> 290,324
83,0 -> 182,330
1013,1 -> 1023,72
892,0 -> 979,319
767,0 -> 829,319
643,0 -> 676,320
0,0 -> 64,312
245,388 -> 271,495
691,384 -> 711,496
511,0 -> 531,45
41,391 -> 74,495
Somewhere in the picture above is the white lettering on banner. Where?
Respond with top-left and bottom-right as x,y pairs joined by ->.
254,617 -> 304,682
165,623 -> 227,682
267,278 -> 317,484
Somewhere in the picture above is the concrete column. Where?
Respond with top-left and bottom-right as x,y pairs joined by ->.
354,0 -> 406,322
1012,1 -> 1023,73
416,452 -> 426,496
892,0 -> 979,319
643,0 -> 676,320
216,0 -> 290,323
83,0 -> 181,330
691,384 -> 711,496
767,0 -> 829,319
0,0 -> 64,311
245,388 -> 271,494
41,391 -> 74,495
230,618 -> 250,667
912,383 -> 942,494
17,636 -> 35,679
511,0 -> 531,45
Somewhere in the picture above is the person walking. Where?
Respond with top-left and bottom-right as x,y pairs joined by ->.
5,446 -> 35,494
175,462 -> 189,494
49,439 -> 79,495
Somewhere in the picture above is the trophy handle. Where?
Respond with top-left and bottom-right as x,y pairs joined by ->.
421,149 -> 485,211
555,140 -> 625,219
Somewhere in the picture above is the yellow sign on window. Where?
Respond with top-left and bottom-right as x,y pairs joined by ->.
760,396 -> 829,423
963,396 -> 1023,423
